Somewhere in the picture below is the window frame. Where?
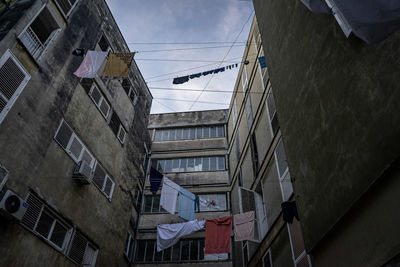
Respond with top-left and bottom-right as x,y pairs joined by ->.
54,0 -> 79,18
88,83 -> 110,120
117,124 -> 127,144
274,138 -> 293,202
0,49 -> 31,124
265,89 -> 279,137
92,161 -> 115,200
124,231 -> 135,262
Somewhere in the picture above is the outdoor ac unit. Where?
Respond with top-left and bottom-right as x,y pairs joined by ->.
73,161 -> 92,184
0,189 -> 28,221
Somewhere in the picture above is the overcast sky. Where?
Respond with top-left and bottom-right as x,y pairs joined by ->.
105,0 -> 254,114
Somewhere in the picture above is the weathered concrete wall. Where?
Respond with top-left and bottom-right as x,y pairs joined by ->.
0,0 -> 151,266
253,0 -> 400,253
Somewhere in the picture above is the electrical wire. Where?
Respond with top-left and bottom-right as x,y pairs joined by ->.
149,87 -> 269,95
154,97 -> 229,105
189,11 -> 254,110
127,41 -> 247,45
135,44 -> 246,53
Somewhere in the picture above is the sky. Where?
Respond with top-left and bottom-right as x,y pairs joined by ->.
105,0 -> 254,114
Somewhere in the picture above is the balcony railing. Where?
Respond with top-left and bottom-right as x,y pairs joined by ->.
20,27 -> 44,60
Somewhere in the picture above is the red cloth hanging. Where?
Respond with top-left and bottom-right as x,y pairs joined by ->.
205,216 -> 232,254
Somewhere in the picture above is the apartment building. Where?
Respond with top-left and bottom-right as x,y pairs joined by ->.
253,0 -> 400,266
226,17 -> 310,267
0,0 -> 151,266
136,110 -> 232,266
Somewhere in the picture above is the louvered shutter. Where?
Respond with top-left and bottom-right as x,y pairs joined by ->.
99,99 -> 110,118
21,193 -> 43,230
0,50 -> 30,122
55,121 -> 73,149
103,176 -> 115,199
68,136 -> 83,161
89,85 -> 102,106
68,231 -> 87,265
92,163 -> 106,190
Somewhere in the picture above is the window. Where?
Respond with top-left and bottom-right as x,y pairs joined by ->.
239,187 -> 268,242
241,66 -> 248,94
261,249 -> 273,267
121,78 -> 137,104
21,193 -> 72,251
232,98 -> 238,125
156,156 -> 225,173
19,6 -> 60,60
133,186 -> 142,211
274,138 -> 293,201
250,133 -> 260,175
143,195 -> 164,213
88,83 -> 110,119
287,220 -> 311,267
135,239 -> 209,262
199,194 -> 227,211
0,164 -> 8,190
92,162 -> 115,200
258,50 -> 269,91
0,50 -> 31,124
124,232 -> 135,262
54,120 -> 95,167
68,230 -> 98,266
245,96 -> 253,131
98,35 -> 110,52
153,125 -> 225,142
109,112 -> 127,144
54,0 -> 78,17
266,89 -> 279,136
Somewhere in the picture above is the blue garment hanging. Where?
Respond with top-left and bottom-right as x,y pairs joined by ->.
258,56 -> 267,68
173,76 -> 189,84
178,187 -> 195,221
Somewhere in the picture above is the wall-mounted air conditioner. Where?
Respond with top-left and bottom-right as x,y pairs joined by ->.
73,161 -> 92,184
0,189 -> 28,221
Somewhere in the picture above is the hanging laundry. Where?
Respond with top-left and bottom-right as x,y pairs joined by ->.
157,219 -> 205,252
73,50 -> 108,78
103,52 -> 135,77
205,216 -> 232,254
150,167 -> 163,194
178,187 -> 196,221
194,195 -> 200,212
160,177 -> 180,214
258,56 -> 267,68
233,211 -> 255,241
281,201 -> 299,224
213,67 -> 225,74
189,73 -> 202,79
173,75 -> 189,84
202,70 -> 214,76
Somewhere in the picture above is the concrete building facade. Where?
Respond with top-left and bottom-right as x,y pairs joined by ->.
0,0 -> 152,266
136,110 -> 232,267
226,17 -> 310,267
252,1 -> 400,266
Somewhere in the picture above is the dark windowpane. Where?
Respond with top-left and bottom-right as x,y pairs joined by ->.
180,158 -> 187,172
183,128 -> 190,139
154,248 -> 163,261
49,221 -> 68,248
155,130 -> 162,141
36,211 -> 53,239
135,241 -> 146,262
190,240 -> 199,261
176,129 -> 183,140
169,129 -> 176,141
203,127 -> 210,139
161,130 -> 169,141
203,157 -> 209,171
210,157 -> 217,171
181,240 -> 190,260
152,195 -> 160,213
187,158 -> 195,172
145,241 -> 155,262
172,243 -> 180,261
172,159 -> 180,172
210,127 -> 217,138
165,159 -> 173,172
218,157 -> 225,170
163,247 -> 172,261
276,139 -> 288,176
109,112 -> 121,136
144,196 -> 152,212
157,160 -> 165,172
199,239 -> 205,260
189,128 -> 196,139
217,126 -> 224,137
195,127 -> 202,139
98,35 -> 109,51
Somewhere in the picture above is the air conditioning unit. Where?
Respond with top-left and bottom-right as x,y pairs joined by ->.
73,161 -> 92,184
0,189 -> 28,221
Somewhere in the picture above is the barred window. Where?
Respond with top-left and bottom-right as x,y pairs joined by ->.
156,156 -> 225,173
153,125 -> 224,142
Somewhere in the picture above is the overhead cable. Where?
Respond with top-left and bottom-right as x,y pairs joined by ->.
135,44 -> 245,53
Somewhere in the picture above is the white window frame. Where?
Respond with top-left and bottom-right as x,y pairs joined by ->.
232,98 -> 238,125
238,187 -> 268,242
262,249 -> 273,267
0,164 -> 9,190
287,224 -> 313,267
0,49 -> 31,124
241,65 -> 248,94
274,138 -> 294,202
54,0 -> 79,18
18,5 -> 61,61
117,124 -> 126,144
92,161 -> 115,200
265,88 -> 278,137
125,231 -> 135,261
88,83 -> 110,119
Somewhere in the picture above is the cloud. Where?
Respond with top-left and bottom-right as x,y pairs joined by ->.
106,0 -> 254,113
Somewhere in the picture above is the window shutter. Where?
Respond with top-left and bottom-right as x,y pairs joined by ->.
22,193 -> 43,230
83,243 -> 98,266
109,112 -> 120,135
89,85 -> 102,106
103,176 -> 115,199
117,126 -> 126,144
69,136 -> 83,161
55,121 -> 73,149
99,99 -> 110,118
68,231 -> 87,265
92,163 -> 106,190
0,50 -> 30,121
0,165 -> 8,189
